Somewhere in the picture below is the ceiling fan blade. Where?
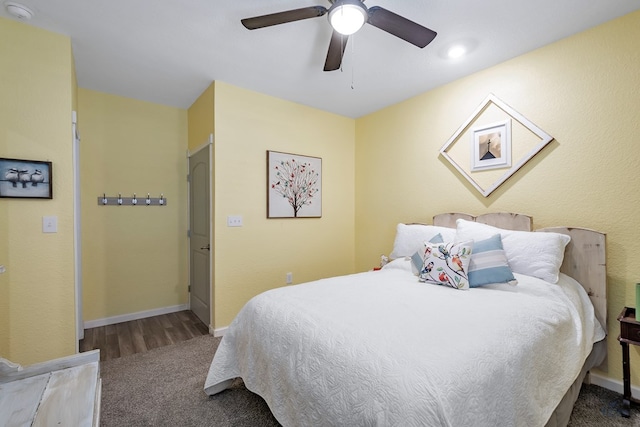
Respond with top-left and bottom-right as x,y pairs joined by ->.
241,6 -> 327,30
324,30 -> 349,71
367,6 -> 437,48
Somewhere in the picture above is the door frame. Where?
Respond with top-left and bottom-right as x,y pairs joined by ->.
72,111 -> 83,348
187,134 -> 213,331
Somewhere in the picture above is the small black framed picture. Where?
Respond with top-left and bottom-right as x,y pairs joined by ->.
0,157 -> 53,199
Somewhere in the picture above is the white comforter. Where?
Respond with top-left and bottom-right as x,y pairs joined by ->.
205,261 -> 605,427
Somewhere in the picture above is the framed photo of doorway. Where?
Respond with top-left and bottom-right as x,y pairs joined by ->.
470,119 -> 511,172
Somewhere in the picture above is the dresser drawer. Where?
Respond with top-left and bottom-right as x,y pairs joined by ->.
619,307 -> 640,345
621,321 -> 640,343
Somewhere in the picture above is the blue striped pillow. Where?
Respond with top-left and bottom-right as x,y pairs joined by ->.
468,234 -> 517,287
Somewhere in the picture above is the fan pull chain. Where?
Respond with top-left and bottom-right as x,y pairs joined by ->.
340,34 -> 344,73
337,33 -> 355,90
350,34 -> 355,90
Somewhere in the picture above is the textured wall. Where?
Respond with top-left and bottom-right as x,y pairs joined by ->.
355,10 -> 640,385
188,83 -> 215,152
78,89 -> 189,321
212,81 -> 356,328
0,18 -> 76,364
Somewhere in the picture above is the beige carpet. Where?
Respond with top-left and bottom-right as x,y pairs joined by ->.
100,334 -> 639,426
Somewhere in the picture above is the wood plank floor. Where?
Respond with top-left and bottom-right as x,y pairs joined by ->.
79,310 -> 209,361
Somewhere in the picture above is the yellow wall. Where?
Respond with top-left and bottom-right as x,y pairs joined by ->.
355,10 -> 640,385
78,89 -> 189,321
212,81 -> 356,327
0,18 -> 76,364
188,83 -> 215,151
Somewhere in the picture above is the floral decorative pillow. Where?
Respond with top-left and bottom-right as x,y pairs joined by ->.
410,233 -> 443,275
417,241 -> 473,290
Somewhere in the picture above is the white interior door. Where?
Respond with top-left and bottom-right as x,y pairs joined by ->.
188,141 -> 211,327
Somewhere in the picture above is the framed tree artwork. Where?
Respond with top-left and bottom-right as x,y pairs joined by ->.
267,150 -> 321,218
0,157 -> 53,199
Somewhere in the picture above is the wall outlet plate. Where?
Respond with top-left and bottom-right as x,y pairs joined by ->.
227,215 -> 243,227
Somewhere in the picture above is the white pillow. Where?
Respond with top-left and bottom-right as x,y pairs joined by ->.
381,257 -> 413,273
389,223 -> 457,259
455,219 -> 570,283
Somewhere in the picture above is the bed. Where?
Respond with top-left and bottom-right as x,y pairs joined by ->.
204,212 -> 607,427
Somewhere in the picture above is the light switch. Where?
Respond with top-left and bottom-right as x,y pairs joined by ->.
43,216 -> 58,233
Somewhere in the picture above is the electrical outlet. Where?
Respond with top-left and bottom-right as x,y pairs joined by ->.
227,215 -> 243,227
286,272 -> 293,284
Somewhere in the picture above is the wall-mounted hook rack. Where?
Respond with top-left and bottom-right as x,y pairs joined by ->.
97,193 -> 168,206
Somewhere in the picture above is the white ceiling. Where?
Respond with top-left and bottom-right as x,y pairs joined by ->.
3,0 -> 639,118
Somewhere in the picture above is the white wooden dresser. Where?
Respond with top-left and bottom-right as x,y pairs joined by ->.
0,349 -> 101,426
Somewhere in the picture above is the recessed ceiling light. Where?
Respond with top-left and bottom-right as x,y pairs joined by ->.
447,45 -> 467,59
5,2 -> 34,20
438,39 -> 478,61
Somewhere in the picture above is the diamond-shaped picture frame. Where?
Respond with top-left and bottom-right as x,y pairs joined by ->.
439,94 -> 554,197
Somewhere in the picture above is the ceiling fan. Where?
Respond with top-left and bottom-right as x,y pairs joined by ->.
241,0 -> 437,72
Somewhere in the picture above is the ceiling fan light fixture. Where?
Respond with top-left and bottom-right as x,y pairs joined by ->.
328,1 -> 367,36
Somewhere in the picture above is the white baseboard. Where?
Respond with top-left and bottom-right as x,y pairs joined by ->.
590,372 -> 640,396
212,326 -> 227,337
83,304 -> 189,329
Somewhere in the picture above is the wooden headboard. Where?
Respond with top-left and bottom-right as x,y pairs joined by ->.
432,212 -> 607,329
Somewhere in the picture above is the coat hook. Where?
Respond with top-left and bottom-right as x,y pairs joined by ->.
159,193 -> 164,205
102,193 -> 108,205
117,193 -> 123,205
132,193 -> 137,205
146,193 -> 151,205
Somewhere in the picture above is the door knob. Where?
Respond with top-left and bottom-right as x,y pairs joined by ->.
200,244 -> 210,251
